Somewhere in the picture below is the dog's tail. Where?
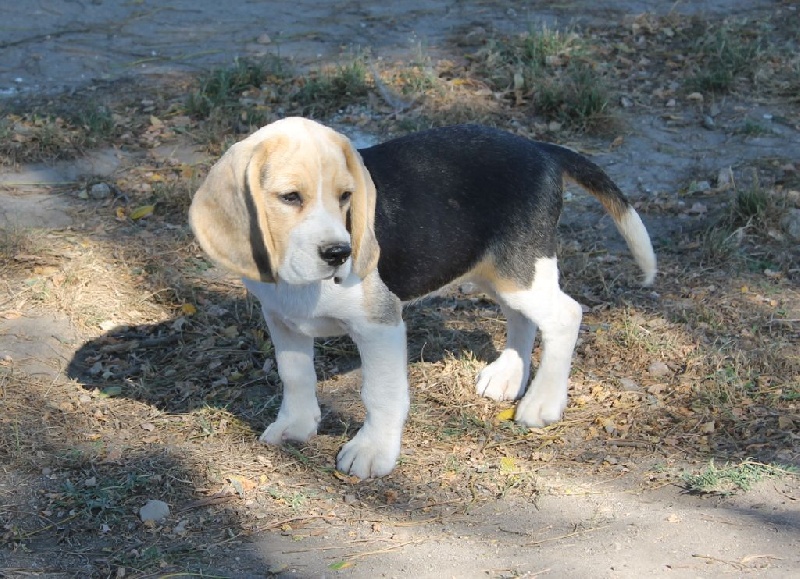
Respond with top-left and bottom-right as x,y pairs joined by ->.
542,143 -> 657,286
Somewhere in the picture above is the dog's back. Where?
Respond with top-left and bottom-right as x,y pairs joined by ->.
359,125 -> 655,300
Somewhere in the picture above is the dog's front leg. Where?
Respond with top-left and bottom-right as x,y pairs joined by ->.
258,314 -> 321,445
337,319 -> 409,479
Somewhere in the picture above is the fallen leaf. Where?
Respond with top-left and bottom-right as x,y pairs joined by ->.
130,205 -> 155,220
227,474 -> 257,493
495,408 -> 516,422
329,561 -> 354,571
500,457 -> 517,472
333,471 -> 360,484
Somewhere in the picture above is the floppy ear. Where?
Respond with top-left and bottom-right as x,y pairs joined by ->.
338,135 -> 380,279
189,140 -> 278,282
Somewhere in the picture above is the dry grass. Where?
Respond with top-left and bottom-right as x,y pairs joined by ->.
2,8 -> 799,576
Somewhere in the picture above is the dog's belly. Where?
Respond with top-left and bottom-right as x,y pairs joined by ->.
282,316 -> 347,338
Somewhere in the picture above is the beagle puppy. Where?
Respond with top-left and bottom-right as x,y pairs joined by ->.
190,117 -> 656,479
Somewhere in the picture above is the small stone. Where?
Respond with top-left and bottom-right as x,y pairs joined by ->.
619,377 -> 642,392
99,320 -> 116,331
89,183 -> 112,199
648,361 -> 670,377
173,519 -> 188,535
139,499 -> 170,523
687,92 -> 704,102
256,33 -> 272,44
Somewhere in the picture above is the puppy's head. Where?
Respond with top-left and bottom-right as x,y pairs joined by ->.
189,117 -> 379,284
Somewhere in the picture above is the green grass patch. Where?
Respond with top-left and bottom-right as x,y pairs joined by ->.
683,459 -> 796,495
731,183 -> 769,226
185,56 -> 290,120
470,25 -> 614,132
534,60 -> 614,132
0,101 -> 118,164
294,57 -> 371,115
685,21 -> 765,94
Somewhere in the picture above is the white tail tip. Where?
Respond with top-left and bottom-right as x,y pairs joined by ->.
618,206 -> 657,286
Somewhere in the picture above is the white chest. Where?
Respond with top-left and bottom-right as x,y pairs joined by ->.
243,277 -> 361,338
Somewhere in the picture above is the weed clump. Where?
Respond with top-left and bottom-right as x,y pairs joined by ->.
685,21 -> 765,94
470,25 -> 614,132
185,56 -> 289,121
294,58 -> 371,115
683,460 -> 796,495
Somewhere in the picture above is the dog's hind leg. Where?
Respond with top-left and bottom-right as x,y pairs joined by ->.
488,257 -> 582,427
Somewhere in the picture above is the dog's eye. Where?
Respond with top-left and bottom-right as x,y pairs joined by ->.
279,192 -> 303,206
340,191 -> 352,205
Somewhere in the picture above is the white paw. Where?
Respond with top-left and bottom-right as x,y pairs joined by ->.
258,410 -> 320,445
336,427 -> 401,479
476,350 -> 529,401
514,382 -> 567,427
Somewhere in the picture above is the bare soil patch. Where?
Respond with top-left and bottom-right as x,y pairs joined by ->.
1,1 -> 799,577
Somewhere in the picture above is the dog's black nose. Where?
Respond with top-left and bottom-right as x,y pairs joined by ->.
319,243 -> 351,267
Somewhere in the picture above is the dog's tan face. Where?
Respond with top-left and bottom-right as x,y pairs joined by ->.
189,118 -> 379,284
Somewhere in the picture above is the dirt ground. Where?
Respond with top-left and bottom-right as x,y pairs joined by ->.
1,1 -> 799,578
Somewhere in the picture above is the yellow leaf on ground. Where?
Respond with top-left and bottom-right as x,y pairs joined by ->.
496,407 -> 516,422
130,205 -> 155,220
500,457 -> 517,472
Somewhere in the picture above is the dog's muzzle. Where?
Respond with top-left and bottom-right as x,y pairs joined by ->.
319,243 -> 352,268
